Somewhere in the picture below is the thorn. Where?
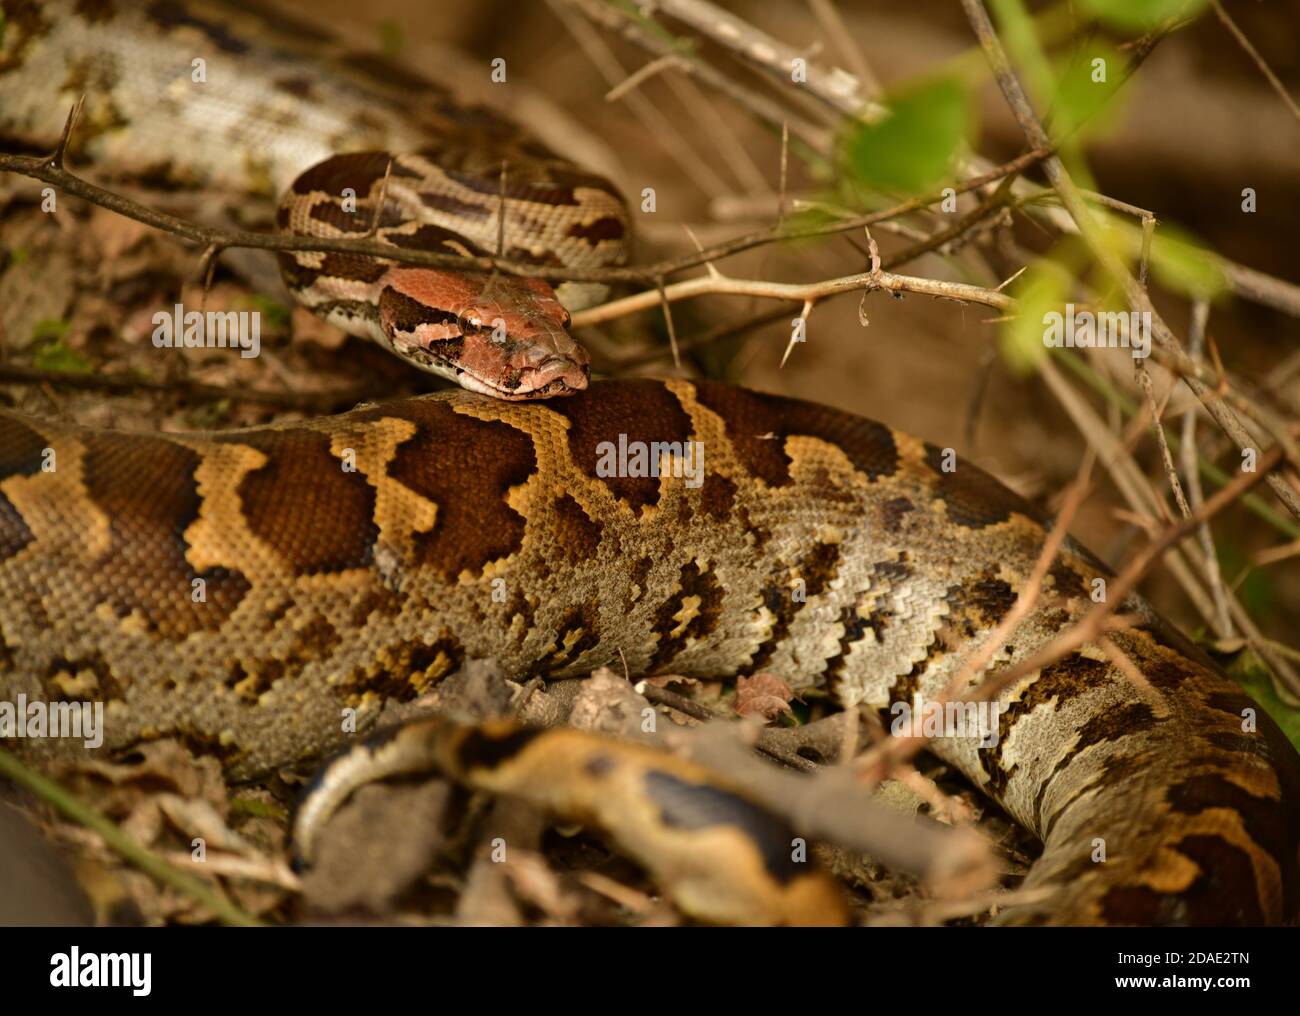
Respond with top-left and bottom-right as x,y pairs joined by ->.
863,226 -> 881,277
780,299 -> 814,368
605,54 -> 685,103
996,265 -> 1028,292
655,276 -> 682,372
1138,214 -> 1155,290
51,94 -> 86,170
682,225 -> 722,279
364,157 -> 395,239
198,243 -> 223,305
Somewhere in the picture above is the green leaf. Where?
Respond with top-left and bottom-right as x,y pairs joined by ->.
841,76 -> 970,193
1081,0 -> 1208,32
30,318 -> 70,345
989,0 -> 1056,105
1047,42 -> 1130,141
780,204 -> 843,242
1225,649 -> 1300,755
31,320 -> 87,374
1148,225 -> 1228,302
1000,259 -> 1070,375
32,339 -> 91,375
378,18 -> 402,60
238,294 -> 291,330
1215,543 -> 1275,618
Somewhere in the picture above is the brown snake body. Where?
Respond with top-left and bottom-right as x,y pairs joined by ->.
1,0 -> 1298,926
3,381 -> 1299,924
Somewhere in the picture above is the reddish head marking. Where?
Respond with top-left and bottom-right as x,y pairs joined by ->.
379,267 -> 589,399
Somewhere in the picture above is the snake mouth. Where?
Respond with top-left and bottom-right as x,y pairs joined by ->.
454,359 -> 590,401
387,335 -> 588,400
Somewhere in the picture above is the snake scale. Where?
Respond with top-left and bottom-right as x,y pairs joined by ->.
2,0 -> 1299,926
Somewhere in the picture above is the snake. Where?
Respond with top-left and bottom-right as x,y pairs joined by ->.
1,0 -> 1298,926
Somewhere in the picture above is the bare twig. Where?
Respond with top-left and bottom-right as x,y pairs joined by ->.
1042,355 -> 1220,628
883,176 -> 1016,271
547,0 -> 733,199
561,0 -> 834,153
1057,348 -> 1300,540
1046,353 -> 1300,693
653,276 -> 683,372
1135,360 -> 1191,518
776,121 -> 790,231
1209,0 -> 1300,123
605,53 -> 691,102
807,0 -> 883,99
366,157 -> 396,239
651,0 -> 887,122
1181,300 -> 1233,636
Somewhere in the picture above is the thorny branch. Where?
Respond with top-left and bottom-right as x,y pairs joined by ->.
960,0 -> 1300,526
0,113 -> 1052,287
572,260 -> 1012,328
584,0 -> 1300,318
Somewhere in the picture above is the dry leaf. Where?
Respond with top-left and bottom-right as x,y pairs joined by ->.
292,305 -> 348,350
301,781 -> 451,914
88,207 -> 152,259
569,667 -> 649,737
734,672 -> 795,720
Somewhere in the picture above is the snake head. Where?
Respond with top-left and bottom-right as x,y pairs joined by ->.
379,268 -> 589,400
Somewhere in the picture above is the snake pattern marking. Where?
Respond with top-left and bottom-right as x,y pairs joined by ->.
1,0 -> 1298,925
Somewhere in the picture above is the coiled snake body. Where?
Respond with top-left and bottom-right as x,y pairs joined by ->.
1,0 -> 1298,925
